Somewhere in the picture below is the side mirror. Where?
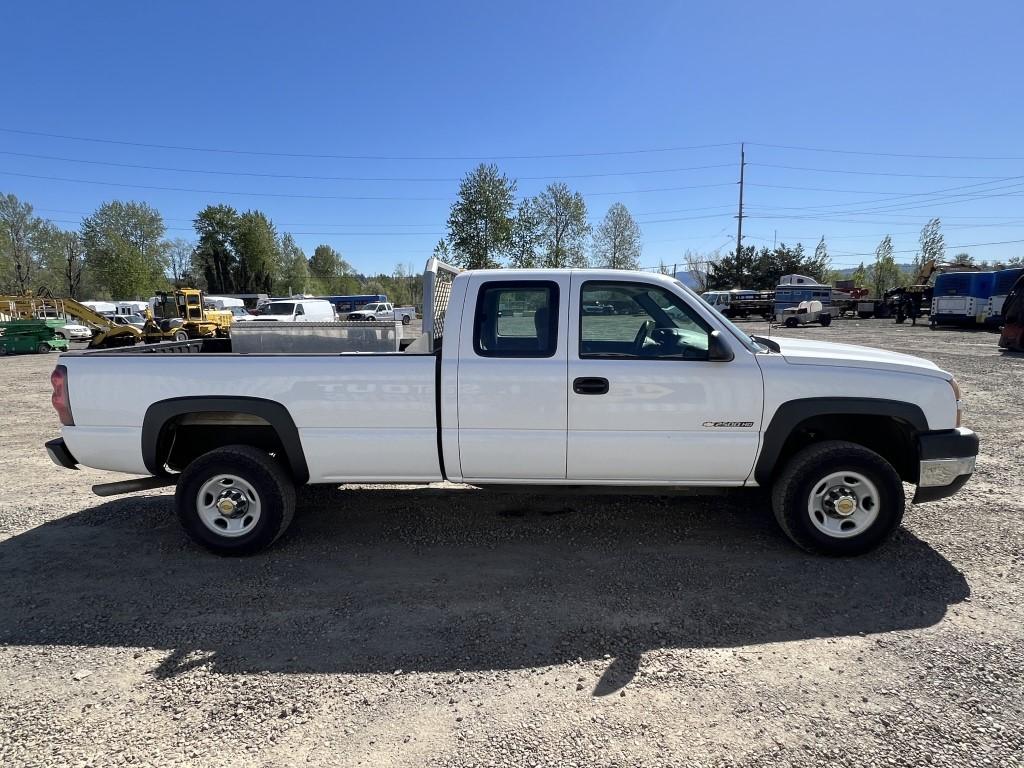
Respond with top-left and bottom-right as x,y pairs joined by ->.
708,330 -> 734,362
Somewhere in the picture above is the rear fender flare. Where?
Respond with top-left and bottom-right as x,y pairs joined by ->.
142,396 -> 309,482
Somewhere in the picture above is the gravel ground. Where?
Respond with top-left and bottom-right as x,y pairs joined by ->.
0,319 -> 1021,767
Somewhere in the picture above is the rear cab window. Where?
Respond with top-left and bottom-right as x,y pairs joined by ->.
474,281 -> 560,358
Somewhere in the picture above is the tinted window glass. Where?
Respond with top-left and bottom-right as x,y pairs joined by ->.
474,281 -> 559,358
579,281 -> 709,360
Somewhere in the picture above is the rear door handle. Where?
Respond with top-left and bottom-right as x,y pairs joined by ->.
573,377 -> 609,395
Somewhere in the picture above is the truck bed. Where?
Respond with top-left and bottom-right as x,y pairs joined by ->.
59,345 -> 442,483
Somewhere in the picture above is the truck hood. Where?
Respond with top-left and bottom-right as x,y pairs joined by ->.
771,335 -> 948,378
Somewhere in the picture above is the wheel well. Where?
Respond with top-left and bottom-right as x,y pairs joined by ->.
156,413 -> 285,473
771,414 -> 918,484
143,398 -> 310,483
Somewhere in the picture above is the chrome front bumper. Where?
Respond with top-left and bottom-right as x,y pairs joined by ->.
919,456 -> 977,488
913,428 -> 979,503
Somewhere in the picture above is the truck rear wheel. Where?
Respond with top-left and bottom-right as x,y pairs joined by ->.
771,440 -> 904,556
175,445 -> 296,556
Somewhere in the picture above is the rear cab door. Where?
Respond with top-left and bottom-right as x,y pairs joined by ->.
567,272 -> 764,484
455,273 -> 570,481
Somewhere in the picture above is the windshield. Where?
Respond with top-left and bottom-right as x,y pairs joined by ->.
674,280 -> 765,353
264,302 -> 295,315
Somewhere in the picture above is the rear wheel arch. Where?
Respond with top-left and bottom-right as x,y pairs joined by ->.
142,397 -> 309,483
755,398 -> 927,487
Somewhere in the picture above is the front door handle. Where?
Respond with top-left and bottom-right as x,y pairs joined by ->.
573,377 -> 609,395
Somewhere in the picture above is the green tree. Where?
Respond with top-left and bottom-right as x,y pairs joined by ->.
508,198 -> 543,268
871,235 -> 900,298
951,251 -> 973,267
81,201 -> 167,299
431,239 -> 452,263
536,182 -> 590,268
194,204 -> 239,293
851,261 -> 868,287
308,244 -> 356,294
231,210 -> 279,293
592,202 -> 641,269
707,244 -> 758,289
277,233 -> 308,294
165,237 -> 200,289
37,223 -> 86,298
446,163 -> 516,269
917,218 -> 945,271
0,193 -> 41,294
811,236 -> 830,280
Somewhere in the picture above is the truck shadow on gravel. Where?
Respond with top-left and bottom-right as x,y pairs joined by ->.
0,487 -> 969,695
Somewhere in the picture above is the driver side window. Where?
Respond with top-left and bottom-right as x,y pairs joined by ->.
579,281 -> 710,360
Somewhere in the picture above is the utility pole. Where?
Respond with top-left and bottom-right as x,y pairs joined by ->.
735,142 -> 745,257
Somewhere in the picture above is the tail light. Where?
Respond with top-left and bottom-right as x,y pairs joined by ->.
50,365 -> 74,426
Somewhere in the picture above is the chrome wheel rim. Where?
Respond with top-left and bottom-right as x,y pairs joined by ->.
807,470 -> 880,539
196,474 -> 262,538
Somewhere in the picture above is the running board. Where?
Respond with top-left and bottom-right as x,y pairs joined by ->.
92,475 -> 178,497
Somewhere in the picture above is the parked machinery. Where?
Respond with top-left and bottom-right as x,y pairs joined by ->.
144,289 -> 233,343
0,319 -> 70,355
0,294 -> 141,348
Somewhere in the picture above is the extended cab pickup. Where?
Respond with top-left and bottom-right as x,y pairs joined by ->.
46,260 -> 978,556
347,301 -> 417,325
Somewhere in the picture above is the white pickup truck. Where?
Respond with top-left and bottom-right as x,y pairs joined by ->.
346,301 -> 417,325
46,260 -> 978,557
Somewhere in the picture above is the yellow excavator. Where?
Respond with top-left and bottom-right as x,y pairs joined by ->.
0,293 -> 140,348
144,288 -> 232,343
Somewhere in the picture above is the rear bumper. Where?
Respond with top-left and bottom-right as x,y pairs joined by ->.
913,428 -> 978,503
45,438 -> 79,470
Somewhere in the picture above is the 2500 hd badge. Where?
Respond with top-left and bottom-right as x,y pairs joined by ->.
703,421 -> 755,428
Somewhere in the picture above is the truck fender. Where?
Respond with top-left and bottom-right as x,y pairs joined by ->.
753,397 -> 928,486
141,396 -> 309,483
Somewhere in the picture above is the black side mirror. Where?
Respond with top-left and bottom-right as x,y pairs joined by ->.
708,329 -> 734,362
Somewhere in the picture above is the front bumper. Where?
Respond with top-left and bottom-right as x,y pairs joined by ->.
913,427 -> 978,503
45,438 -> 79,470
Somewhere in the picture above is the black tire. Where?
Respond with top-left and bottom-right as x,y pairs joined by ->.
174,330 -> 189,342
175,445 -> 296,556
771,440 -> 904,556
784,317 -> 799,328
402,315 -> 411,325
819,314 -> 832,327
37,343 -> 51,354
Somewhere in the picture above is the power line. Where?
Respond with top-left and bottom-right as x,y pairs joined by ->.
747,142 -> 1024,162
749,162 -> 1009,179
0,169 -> 735,200
0,126 -> 737,161
0,150 -> 734,182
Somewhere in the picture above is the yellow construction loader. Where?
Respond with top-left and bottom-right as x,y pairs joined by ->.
144,289 -> 233,343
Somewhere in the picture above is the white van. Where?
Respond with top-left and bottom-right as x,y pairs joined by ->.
251,298 -> 336,322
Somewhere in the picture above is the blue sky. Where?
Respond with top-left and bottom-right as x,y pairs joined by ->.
2,0 -> 1023,274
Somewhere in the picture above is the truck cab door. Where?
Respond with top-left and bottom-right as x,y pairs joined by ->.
455,274 -> 569,481
567,274 -> 763,484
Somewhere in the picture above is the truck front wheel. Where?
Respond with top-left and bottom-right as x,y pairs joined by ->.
771,440 -> 904,556
175,445 -> 296,556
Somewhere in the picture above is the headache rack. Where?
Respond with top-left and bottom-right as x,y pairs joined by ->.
421,257 -> 461,352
